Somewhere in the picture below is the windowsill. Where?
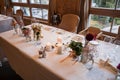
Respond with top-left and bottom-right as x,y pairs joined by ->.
12,15 -> 49,25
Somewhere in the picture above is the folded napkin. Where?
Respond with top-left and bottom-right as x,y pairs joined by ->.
99,59 -> 118,75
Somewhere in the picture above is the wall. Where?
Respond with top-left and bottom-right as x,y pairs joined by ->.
56,0 -> 81,16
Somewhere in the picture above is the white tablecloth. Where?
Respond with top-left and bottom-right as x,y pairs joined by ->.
0,24 -> 120,80
0,14 -> 13,61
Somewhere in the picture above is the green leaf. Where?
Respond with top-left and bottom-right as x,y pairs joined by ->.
69,40 -> 83,56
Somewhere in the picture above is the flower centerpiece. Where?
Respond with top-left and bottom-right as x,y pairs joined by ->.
117,63 -> 120,71
69,40 -> 83,61
78,33 -> 95,64
85,33 -> 94,47
31,24 -> 43,41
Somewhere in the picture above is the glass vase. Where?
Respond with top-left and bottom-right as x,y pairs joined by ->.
116,70 -> 120,80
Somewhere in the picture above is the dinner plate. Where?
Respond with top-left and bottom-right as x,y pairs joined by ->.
89,41 -> 99,45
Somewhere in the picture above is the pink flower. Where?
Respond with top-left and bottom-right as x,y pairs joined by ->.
117,63 -> 120,70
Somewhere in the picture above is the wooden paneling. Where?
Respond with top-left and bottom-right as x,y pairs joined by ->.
56,0 -> 81,16
0,0 -> 5,14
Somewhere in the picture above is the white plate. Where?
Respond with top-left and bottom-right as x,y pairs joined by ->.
89,41 -> 99,45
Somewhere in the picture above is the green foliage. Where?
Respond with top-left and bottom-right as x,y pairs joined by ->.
69,41 -> 83,56
115,18 -> 120,25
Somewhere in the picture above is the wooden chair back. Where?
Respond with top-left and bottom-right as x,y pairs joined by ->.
58,14 -> 80,33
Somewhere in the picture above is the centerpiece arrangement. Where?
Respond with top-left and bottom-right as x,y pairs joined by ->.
31,24 -> 43,41
69,40 -> 83,59
85,33 -> 94,47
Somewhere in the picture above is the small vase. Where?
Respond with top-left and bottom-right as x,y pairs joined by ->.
80,52 -> 88,64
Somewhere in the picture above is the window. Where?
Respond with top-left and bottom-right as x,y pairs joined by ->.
90,0 -> 120,34
111,18 -> 120,33
32,8 -> 48,20
12,0 -> 27,3
90,14 -> 111,32
117,0 -> 120,9
30,0 -> 49,4
92,0 -> 115,9
11,0 -> 49,21
13,6 -> 30,16
13,6 -> 20,14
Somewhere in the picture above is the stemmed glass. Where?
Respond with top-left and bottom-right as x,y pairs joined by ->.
11,19 -> 18,34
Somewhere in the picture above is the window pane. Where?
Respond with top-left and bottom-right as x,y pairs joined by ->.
42,9 -> 48,20
111,18 -> 120,34
32,8 -> 42,18
30,0 -> 40,4
30,0 -> 49,4
91,0 -> 115,9
21,7 -> 30,16
41,0 -> 49,4
13,6 -> 30,16
89,14 -> 112,32
32,8 -> 48,20
13,6 -> 20,14
12,0 -> 19,2
117,0 -> 120,10
12,0 -> 27,3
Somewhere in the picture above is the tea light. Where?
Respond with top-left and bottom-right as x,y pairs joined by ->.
57,43 -> 62,54
57,36 -> 62,43
45,42 -> 52,51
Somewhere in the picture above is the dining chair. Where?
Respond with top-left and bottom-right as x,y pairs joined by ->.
6,7 -> 13,17
14,9 -> 24,27
79,26 -> 103,39
0,6 -> 6,15
103,35 -> 115,43
58,14 -> 80,33
113,26 -> 120,45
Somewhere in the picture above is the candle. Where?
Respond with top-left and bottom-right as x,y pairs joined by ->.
57,36 -> 62,43
45,42 -> 52,51
57,43 -> 62,54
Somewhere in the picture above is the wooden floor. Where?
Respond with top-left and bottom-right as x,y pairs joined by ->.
0,61 -> 23,80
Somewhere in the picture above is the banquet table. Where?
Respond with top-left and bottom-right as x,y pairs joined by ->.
0,23 -> 120,80
0,14 -> 13,33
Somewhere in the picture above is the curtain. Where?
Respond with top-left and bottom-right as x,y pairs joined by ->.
78,0 -> 90,32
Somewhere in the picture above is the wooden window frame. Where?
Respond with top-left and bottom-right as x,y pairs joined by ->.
11,0 -> 49,22
89,0 -> 120,35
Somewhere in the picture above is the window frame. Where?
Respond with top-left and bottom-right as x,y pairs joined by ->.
89,0 -> 120,35
11,0 -> 49,21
